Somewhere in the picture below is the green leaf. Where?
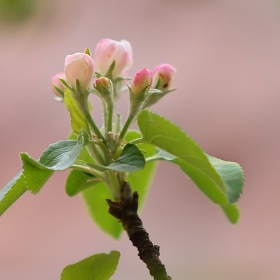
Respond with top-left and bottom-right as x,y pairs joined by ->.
68,132 -> 95,164
20,153 -> 54,194
65,170 -> 99,197
173,158 -> 228,204
18,132 -> 85,194
105,143 -> 145,172
206,155 -> 244,204
81,182 -> 123,239
60,250 -> 120,280
221,204 -> 240,224
38,133 -> 85,171
125,130 -> 157,211
64,88 -> 90,133
0,172 -> 27,216
138,109 -> 244,223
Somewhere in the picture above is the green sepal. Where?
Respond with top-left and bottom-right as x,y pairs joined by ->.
0,172 -> 27,216
143,88 -> 175,108
105,60 -> 115,78
60,250 -> 120,280
53,85 -> 64,98
59,78 -> 72,90
84,47 -> 92,57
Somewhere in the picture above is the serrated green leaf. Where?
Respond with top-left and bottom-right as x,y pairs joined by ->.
105,143 -> 145,172
147,149 -> 244,205
21,153 -> 54,194
39,133 -> 84,171
138,109 -> 244,223
60,250 -> 120,280
173,158 -> 227,204
65,170 -> 99,197
0,172 -> 27,216
138,109 -> 226,190
81,182 -> 123,239
18,132 -> 85,195
64,88 -> 90,133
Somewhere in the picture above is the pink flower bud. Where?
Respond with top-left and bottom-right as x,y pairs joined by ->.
95,77 -> 113,95
94,39 -> 133,78
130,68 -> 153,97
64,53 -> 95,90
51,72 -> 66,98
152,64 -> 177,90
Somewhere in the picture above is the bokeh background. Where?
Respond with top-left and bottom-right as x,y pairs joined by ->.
1,0 -> 280,279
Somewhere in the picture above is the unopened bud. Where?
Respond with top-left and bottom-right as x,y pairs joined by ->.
130,68 -> 153,98
64,53 -> 95,91
51,72 -> 66,100
95,77 -> 114,103
152,64 -> 176,90
94,39 -> 133,78
95,77 -> 112,93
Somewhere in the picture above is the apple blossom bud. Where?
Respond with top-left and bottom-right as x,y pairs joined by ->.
152,63 -> 177,90
51,72 -> 66,99
130,68 -> 153,98
64,53 -> 95,91
95,77 -> 113,99
94,39 -> 133,78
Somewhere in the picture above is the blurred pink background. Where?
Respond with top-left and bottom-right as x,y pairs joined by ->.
1,0 -> 280,279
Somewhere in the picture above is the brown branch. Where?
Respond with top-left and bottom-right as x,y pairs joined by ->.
106,182 -> 172,280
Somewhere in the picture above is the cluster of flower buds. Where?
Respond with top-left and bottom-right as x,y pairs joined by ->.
51,38 -> 176,106
51,38 -> 176,146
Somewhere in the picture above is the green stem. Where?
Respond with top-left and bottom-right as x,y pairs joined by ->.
102,101 -> 108,136
103,101 -> 114,140
86,144 -> 105,166
71,163 -> 106,181
85,111 -> 106,143
76,96 -> 106,144
107,103 -> 113,134
118,113 -> 135,141
105,170 -> 121,201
